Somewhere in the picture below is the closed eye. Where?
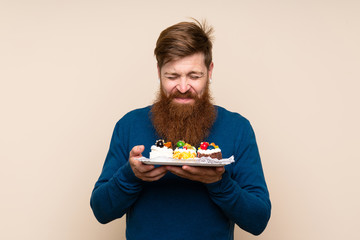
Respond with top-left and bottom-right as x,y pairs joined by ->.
189,75 -> 201,80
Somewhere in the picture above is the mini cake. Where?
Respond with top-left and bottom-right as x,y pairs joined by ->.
172,140 -> 197,159
197,142 -> 222,159
149,139 -> 173,159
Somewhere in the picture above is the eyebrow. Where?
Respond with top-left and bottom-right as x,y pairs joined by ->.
164,72 -> 179,76
164,71 -> 204,76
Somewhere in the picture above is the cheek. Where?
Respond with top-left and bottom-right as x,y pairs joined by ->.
161,81 -> 177,96
192,81 -> 208,95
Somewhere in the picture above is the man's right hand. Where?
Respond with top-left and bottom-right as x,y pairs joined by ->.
129,145 -> 168,182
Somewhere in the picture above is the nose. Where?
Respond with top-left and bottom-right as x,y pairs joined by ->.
176,77 -> 190,93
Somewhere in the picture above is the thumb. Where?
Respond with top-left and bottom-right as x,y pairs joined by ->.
130,145 -> 145,158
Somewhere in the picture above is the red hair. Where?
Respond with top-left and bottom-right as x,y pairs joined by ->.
154,19 -> 214,69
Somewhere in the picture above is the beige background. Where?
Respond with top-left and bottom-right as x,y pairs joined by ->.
1,0 -> 359,239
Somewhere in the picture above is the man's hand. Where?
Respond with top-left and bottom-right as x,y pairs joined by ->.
129,145 -> 168,182
166,165 -> 225,184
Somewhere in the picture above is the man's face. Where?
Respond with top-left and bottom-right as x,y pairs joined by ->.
158,53 -> 213,105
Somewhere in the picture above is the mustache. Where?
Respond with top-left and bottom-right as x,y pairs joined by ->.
169,90 -> 197,100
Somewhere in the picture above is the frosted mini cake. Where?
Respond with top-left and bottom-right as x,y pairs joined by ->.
173,140 -> 197,159
149,139 -> 173,159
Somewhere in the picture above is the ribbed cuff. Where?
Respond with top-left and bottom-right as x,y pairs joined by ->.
114,161 -> 143,186
205,171 -> 231,193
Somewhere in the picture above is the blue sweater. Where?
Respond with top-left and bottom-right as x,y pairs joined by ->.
90,106 -> 271,239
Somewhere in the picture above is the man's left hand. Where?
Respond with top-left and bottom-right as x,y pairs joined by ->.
166,165 -> 225,184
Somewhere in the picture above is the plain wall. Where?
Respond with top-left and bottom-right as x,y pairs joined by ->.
1,0 -> 359,239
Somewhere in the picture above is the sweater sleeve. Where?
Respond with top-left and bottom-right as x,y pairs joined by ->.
90,120 -> 143,224
205,120 -> 271,235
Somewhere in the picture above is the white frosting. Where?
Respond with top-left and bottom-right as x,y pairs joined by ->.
149,145 -> 173,159
174,148 -> 196,154
197,148 -> 221,154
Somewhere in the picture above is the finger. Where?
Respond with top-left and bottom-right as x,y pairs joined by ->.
169,169 -> 200,182
142,171 -> 168,182
181,165 -> 197,173
167,167 -> 220,183
143,166 -> 168,178
166,166 -> 192,178
133,160 -> 155,173
183,166 -> 225,175
129,145 -> 145,158
166,166 -> 184,173
181,165 -> 213,175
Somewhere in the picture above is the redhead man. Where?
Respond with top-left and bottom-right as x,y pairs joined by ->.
90,19 -> 271,240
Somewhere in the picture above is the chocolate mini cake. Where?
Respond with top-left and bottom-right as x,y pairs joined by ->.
197,142 -> 222,159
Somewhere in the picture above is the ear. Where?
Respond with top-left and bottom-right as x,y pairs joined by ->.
157,64 -> 161,79
208,62 -> 214,79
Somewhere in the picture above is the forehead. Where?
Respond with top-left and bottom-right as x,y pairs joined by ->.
161,53 -> 207,74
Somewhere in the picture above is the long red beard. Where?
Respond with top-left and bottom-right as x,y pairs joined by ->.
151,85 -> 216,147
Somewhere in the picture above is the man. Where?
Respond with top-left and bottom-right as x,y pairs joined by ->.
90,20 -> 271,240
